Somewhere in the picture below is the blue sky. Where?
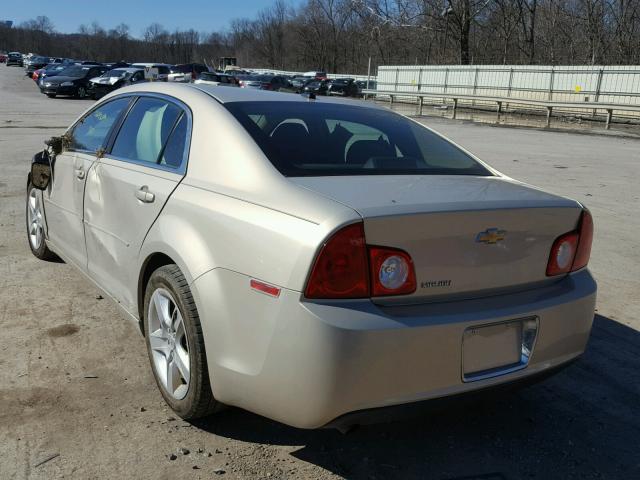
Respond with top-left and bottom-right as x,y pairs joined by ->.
2,0 -> 297,36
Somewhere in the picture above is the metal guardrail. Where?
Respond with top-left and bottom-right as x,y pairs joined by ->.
363,89 -> 640,129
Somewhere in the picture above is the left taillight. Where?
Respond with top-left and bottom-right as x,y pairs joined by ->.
546,209 -> 594,276
304,223 -> 416,299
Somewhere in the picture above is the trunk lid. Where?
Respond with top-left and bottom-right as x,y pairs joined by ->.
291,175 -> 583,303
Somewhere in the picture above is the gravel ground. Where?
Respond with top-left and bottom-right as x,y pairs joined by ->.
1,65 -> 639,480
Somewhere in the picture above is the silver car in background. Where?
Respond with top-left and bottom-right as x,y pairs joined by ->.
193,72 -> 238,87
26,83 -> 596,429
167,63 -> 210,83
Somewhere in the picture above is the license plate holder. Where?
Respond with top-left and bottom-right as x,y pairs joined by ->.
462,317 -> 538,382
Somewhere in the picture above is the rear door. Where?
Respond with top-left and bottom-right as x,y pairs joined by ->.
45,97 -> 132,269
83,95 -> 190,308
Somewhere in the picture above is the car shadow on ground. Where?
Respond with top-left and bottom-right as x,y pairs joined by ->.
194,314 -> 640,479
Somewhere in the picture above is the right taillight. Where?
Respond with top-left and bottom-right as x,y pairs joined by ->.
572,209 -> 593,271
305,223 -> 416,299
546,209 -> 593,276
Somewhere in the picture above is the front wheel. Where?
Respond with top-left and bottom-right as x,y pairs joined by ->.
46,93 -> 56,98
143,264 -> 221,419
26,183 -> 55,260
76,86 -> 87,99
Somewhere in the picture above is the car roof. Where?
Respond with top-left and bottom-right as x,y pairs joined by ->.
189,83 -> 382,107
106,82 -> 385,110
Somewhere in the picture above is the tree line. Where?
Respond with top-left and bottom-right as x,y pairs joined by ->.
2,0 -> 640,74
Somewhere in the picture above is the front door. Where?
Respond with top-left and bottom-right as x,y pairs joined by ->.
83,96 -> 190,309
45,96 -> 132,269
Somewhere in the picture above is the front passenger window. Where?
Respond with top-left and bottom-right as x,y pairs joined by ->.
69,97 -> 131,153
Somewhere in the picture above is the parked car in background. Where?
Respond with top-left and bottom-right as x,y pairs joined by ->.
25,56 -> 51,76
0,53 -> 7,63
26,84 -> 596,430
259,75 -> 290,91
224,65 -> 250,75
236,74 -> 261,88
356,80 -> 376,96
303,71 -> 327,80
7,52 -> 23,66
303,79 -> 332,96
238,74 -> 290,91
131,63 -> 172,81
286,77 -> 307,93
240,74 -> 289,91
328,78 -> 358,97
37,63 -> 72,90
42,64 -> 108,98
168,63 -> 209,83
103,61 -> 130,70
88,68 -> 146,99
32,67 -> 45,82
193,72 -> 238,87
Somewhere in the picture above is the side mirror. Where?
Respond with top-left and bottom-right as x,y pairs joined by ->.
31,151 -> 52,190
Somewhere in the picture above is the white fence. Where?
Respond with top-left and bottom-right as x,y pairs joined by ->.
376,65 -> 640,106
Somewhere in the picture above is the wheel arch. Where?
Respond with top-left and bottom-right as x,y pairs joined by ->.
138,252 -> 176,322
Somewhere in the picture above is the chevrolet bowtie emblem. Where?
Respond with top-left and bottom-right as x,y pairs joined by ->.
476,228 -> 506,244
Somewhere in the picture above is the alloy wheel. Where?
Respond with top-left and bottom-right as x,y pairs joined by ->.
147,288 -> 191,400
27,188 -> 44,250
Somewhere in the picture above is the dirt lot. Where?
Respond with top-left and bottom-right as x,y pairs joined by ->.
1,65 -> 639,480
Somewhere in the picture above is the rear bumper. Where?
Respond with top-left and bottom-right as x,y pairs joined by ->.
193,268 -> 596,429
325,357 -> 578,430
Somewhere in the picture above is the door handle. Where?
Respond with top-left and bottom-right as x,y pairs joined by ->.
135,186 -> 155,203
75,168 -> 85,179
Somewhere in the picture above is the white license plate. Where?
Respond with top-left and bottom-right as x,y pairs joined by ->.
463,320 -> 523,378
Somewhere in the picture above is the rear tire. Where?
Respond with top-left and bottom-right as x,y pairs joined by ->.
143,264 -> 221,419
46,93 -> 56,98
26,182 -> 55,260
76,87 -> 86,99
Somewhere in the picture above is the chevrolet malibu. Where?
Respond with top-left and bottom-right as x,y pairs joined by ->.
26,83 -> 596,429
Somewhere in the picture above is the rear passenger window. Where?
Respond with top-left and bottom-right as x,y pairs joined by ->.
160,115 -> 188,168
111,97 -> 182,165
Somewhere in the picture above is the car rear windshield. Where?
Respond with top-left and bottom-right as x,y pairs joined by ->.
224,101 -> 491,177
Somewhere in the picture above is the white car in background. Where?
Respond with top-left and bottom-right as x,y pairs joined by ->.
26,83 -> 596,430
167,63 -> 210,83
130,63 -> 172,81
193,72 -> 238,87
